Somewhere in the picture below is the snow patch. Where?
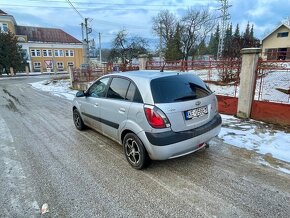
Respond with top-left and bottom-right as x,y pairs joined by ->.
30,80 -> 77,101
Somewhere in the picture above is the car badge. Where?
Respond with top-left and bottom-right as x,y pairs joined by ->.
195,101 -> 201,106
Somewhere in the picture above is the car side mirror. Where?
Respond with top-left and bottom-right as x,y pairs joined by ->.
76,91 -> 86,97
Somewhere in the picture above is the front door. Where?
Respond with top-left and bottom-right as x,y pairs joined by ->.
81,77 -> 110,131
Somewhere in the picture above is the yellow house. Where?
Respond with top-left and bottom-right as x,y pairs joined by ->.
261,23 -> 290,60
0,9 -> 85,72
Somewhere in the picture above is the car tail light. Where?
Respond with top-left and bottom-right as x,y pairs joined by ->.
144,105 -> 171,129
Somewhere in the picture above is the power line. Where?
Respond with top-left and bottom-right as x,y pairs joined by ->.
217,0 -> 231,59
0,3 -> 179,11
65,0 -> 84,20
18,0 -> 217,7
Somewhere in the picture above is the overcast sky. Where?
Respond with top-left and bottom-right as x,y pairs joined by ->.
1,0 -> 290,48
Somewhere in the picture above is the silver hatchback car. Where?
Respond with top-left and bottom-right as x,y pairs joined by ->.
73,71 -> 221,169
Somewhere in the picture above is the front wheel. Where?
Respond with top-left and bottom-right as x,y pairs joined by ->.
73,109 -> 86,130
123,133 -> 150,170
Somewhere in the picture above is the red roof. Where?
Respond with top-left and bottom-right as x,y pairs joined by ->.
16,26 -> 81,44
0,9 -> 7,15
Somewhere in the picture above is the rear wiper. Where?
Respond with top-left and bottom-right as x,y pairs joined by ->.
174,94 -> 197,101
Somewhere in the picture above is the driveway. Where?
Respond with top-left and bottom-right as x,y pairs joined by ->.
0,77 -> 289,217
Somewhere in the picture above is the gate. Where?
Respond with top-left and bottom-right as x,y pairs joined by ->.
251,59 -> 290,125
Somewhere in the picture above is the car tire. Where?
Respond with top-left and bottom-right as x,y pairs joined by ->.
123,133 -> 150,170
73,109 -> 86,130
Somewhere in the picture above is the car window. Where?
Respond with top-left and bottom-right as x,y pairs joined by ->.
87,77 -> 110,98
126,82 -> 143,103
150,74 -> 211,103
107,77 -> 130,100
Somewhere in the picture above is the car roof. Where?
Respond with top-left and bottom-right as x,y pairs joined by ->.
112,70 -> 180,81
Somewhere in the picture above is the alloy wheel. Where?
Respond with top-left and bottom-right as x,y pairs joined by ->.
125,138 -> 141,165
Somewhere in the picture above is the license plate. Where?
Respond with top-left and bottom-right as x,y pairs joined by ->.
185,106 -> 208,120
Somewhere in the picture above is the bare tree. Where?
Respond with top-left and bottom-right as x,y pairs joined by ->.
152,8 -> 216,61
180,7 -> 216,60
109,29 -> 148,64
152,10 -> 177,49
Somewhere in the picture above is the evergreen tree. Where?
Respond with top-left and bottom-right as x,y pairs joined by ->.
242,22 -> 260,48
165,23 -> 183,60
207,24 -> 220,58
0,31 -> 26,75
232,24 -> 241,58
250,24 -> 254,39
242,22 -> 252,48
223,23 -> 233,58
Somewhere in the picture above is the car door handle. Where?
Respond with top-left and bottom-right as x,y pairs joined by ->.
119,108 -> 126,113
94,103 -> 99,107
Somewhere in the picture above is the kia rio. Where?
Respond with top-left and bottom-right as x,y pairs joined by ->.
72,71 -> 221,169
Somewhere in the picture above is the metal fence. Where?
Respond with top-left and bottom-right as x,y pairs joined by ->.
255,59 -> 290,104
72,63 -> 139,83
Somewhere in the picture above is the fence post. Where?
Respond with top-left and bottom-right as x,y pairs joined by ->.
10,67 -> 14,76
237,48 -> 261,119
25,66 -> 30,74
138,54 -> 148,70
68,66 -> 74,88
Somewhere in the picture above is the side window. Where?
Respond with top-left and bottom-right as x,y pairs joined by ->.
87,77 -> 110,98
107,78 -> 130,100
126,82 -> 143,103
133,88 -> 143,103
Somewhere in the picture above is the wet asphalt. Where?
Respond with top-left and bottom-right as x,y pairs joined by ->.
0,76 -> 289,218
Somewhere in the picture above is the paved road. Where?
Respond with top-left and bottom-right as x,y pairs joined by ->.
0,77 -> 289,217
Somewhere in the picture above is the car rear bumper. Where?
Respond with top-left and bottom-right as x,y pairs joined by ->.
138,114 -> 222,160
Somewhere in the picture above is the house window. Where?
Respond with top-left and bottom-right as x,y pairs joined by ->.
65,50 -> 74,57
57,62 -> 64,69
0,23 -> 8,33
67,62 -> 74,67
33,62 -> 41,69
277,32 -> 289,37
265,48 -> 277,60
31,49 -> 41,57
54,49 -> 64,57
43,49 -> 52,57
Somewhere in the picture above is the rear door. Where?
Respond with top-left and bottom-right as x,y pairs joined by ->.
151,74 -> 217,132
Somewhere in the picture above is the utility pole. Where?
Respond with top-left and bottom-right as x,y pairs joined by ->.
81,22 -> 87,64
159,22 -> 162,65
99,32 -> 102,65
81,22 -> 84,42
217,0 -> 231,59
84,18 -> 90,64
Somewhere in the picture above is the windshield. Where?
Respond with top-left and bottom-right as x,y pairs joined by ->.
150,74 -> 211,103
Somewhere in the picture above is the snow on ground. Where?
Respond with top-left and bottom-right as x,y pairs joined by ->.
221,114 -> 290,163
190,69 -> 290,103
255,71 -> 290,103
30,80 -> 77,101
30,79 -> 290,174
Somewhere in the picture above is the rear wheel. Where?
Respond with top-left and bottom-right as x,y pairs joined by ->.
73,109 -> 85,130
123,133 -> 150,170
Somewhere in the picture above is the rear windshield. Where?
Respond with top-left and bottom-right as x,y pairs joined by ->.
151,74 -> 211,103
